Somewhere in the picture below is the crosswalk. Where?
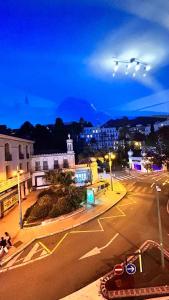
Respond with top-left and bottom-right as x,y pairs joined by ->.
124,182 -> 155,195
2,242 -> 49,270
114,174 -> 137,181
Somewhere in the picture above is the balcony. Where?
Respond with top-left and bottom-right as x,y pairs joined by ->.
19,153 -> 24,159
0,172 -> 31,193
5,153 -> 12,161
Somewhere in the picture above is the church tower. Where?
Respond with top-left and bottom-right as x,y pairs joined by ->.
66,134 -> 74,153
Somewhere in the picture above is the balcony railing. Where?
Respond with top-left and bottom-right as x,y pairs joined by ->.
19,153 -> 24,159
26,153 -> 30,159
0,172 -> 31,193
5,153 -> 12,161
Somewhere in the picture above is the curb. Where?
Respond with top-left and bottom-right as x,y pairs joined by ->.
1,185 -> 126,267
100,239 -> 169,299
23,206 -> 86,227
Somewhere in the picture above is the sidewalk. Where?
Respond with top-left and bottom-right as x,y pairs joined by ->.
0,181 -> 126,263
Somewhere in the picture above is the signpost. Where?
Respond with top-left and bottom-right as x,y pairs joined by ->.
113,264 -> 124,276
126,263 -> 136,275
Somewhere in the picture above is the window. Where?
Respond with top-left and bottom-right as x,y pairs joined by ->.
54,160 -> 59,169
6,166 -> 11,179
43,161 -> 48,170
27,162 -> 29,172
19,163 -> 22,171
35,161 -> 41,171
63,159 -> 69,168
19,145 -> 24,159
4,143 -> 12,161
26,145 -> 29,158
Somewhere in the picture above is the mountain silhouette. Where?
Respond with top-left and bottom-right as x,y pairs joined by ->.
56,97 -> 111,125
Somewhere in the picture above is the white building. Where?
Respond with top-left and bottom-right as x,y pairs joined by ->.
0,134 -> 34,217
154,118 -> 169,132
81,126 -> 119,150
31,135 -> 75,188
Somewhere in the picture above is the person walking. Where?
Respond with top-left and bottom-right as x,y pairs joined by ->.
5,232 -> 12,247
0,237 -> 8,254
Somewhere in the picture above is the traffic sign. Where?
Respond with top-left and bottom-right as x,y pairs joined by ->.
113,264 -> 124,275
126,263 -> 136,275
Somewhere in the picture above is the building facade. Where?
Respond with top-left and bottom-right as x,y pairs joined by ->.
31,135 -> 75,188
81,127 -> 119,150
0,134 -> 34,217
154,118 -> 169,132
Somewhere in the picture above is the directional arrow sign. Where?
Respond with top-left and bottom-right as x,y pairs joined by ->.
126,263 -> 136,275
79,233 -> 119,260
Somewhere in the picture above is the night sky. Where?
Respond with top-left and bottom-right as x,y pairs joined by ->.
0,0 -> 169,127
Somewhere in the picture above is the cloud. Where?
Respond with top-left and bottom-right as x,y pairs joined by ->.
119,89 -> 169,113
88,2 -> 169,92
113,0 -> 169,31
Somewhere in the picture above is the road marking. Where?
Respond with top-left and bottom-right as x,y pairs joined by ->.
151,183 -> 155,188
79,233 -> 119,260
38,241 -> 51,254
23,243 -> 40,263
40,249 -> 48,256
5,251 -> 24,268
51,233 -> 69,254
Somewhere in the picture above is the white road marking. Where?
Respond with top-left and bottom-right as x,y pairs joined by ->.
40,249 -> 48,256
5,251 -> 24,268
151,183 -> 155,188
23,243 -> 40,263
79,233 -> 119,260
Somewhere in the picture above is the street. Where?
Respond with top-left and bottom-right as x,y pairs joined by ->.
0,172 -> 169,300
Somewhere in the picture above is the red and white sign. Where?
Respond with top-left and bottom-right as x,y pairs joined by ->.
113,264 -> 124,275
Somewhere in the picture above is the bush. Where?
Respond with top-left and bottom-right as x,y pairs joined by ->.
48,205 -> 60,218
29,203 -> 51,221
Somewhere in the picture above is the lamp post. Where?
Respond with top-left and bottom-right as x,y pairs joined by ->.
16,166 -> 23,229
105,152 -> 116,191
127,149 -> 133,175
156,185 -> 165,269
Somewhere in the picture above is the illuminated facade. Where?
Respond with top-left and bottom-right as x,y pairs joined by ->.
31,135 -> 75,188
0,134 -> 34,217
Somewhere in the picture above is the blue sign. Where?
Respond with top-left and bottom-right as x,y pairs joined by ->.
87,189 -> 95,205
126,263 -> 136,275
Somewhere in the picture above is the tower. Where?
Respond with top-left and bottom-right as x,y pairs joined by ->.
66,134 -> 74,153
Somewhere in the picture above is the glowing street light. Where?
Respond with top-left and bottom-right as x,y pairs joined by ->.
14,167 -> 24,229
135,62 -> 140,71
104,152 -> 116,191
114,61 -> 119,72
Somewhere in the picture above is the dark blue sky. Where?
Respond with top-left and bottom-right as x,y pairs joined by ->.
0,0 -> 169,127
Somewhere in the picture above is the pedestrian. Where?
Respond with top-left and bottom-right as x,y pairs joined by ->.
5,232 -> 12,247
0,237 -> 8,254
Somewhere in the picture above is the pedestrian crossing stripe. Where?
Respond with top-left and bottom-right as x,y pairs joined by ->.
4,243 -> 49,269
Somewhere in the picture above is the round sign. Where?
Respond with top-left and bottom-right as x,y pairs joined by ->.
126,263 -> 136,275
113,264 -> 124,275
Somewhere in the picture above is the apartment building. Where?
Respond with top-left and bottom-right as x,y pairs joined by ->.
81,127 -> 119,150
0,134 -> 34,217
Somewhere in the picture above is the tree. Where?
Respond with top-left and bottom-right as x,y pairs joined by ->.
45,170 -> 75,187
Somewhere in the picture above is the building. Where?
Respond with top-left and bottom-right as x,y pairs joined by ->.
80,126 -> 119,150
0,134 -> 34,217
154,118 -> 169,132
31,135 -> 75,188
75,158 -> 98,186
32,135 -> 99,188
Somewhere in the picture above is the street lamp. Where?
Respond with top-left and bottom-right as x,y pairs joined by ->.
15,166 -> 24,229
105,152 -> 116,191
127,149 -> 133,175
156,185 -> 165,269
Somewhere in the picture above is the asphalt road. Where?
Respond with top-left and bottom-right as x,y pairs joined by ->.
0,172 -> 169,300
